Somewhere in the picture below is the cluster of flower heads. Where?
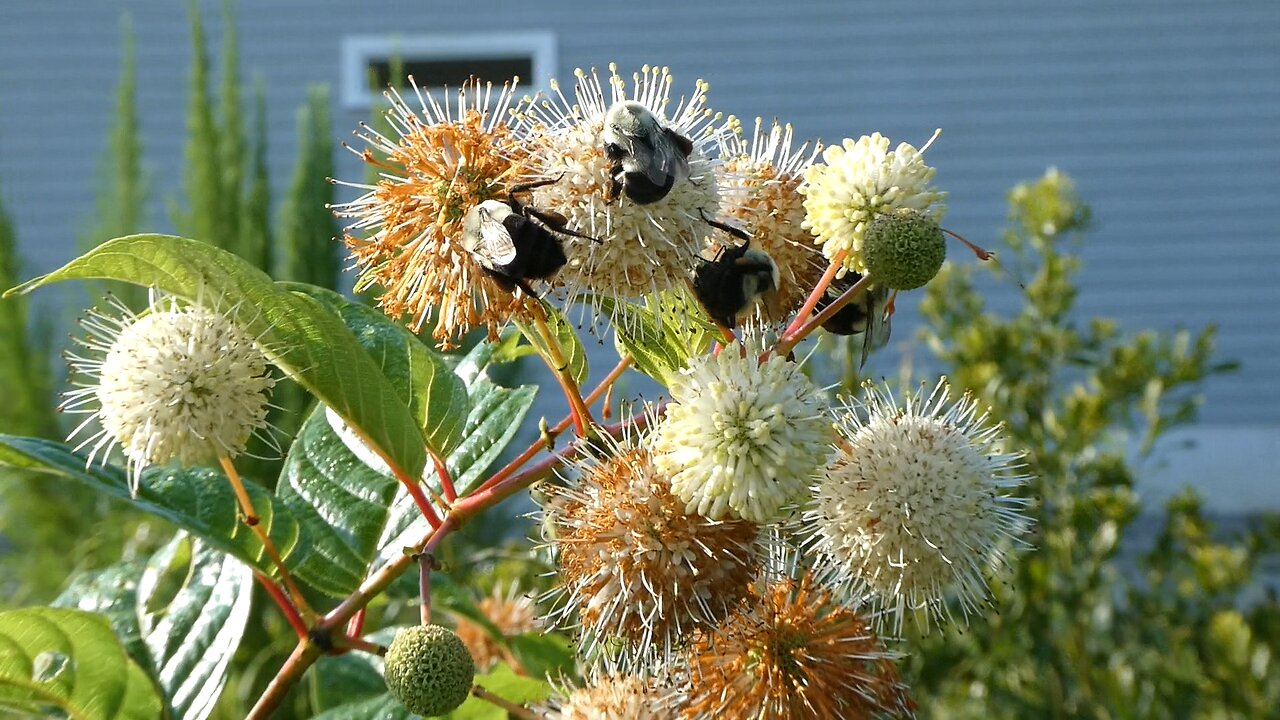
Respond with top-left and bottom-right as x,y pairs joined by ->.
535,334 -> 1032,717
334,64 -> 948,346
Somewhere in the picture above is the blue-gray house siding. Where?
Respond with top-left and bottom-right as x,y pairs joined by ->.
1,1 -> 1277,505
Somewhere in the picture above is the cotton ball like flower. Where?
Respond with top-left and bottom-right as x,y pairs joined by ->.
803,380 -> 1033,633
383,624 -> 476,717
652,338 -> 833,523
63,294 -> 274,495
800,132 -> 947,277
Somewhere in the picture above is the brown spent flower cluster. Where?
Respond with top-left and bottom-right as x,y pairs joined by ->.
337,81 -> 537,346
544,444 -> 760,667
681,572 -> 911,719
453,585 -> 538,673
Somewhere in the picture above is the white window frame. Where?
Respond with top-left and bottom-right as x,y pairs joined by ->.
339,31 -> 557,110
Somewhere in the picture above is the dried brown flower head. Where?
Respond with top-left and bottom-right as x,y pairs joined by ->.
682,572 -> 912,719
453,584 -> 538,672
335,78 -> 538,347
539,432 -> 760,670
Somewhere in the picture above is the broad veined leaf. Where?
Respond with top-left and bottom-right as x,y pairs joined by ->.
137,533 -> 253,720
282,283 -> 468,457
0,607 -> 164,719
0,436 -> 316,588
373,373 -> 536,567
276,406 -> 404,597
5,234 -> 426,479
52,561 -> 150,671
512,300 -> 589,387
591,292 -> 716,384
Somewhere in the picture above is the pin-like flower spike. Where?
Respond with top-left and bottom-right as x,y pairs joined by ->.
652,334 -> 833,523
517,65 -> 727,312
681,569 -> 911,719
453,584 -> 538,672
715,118 -> 825,322
800,131 -> 947,277
62,293 -> 275,495
537,428 -> 760,671
803,380 -> 1033,633
335,78 -> 538,346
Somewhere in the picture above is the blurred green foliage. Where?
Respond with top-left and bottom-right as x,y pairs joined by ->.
902,169 -> 1279,718
0,1 -> 341,607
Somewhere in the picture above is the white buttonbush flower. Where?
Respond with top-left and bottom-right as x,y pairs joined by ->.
652,337 -> 834,523
518,64 -> 726,305
800,131 -> 947,277
803,380 -> 1032,633
543,675 -> 675,720
62,293 -> 275,494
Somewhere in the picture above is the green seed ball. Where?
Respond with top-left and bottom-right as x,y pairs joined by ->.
383,624 -> 475,717
862,209 -> 946,290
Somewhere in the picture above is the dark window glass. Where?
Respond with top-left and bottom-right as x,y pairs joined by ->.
366,57 -> 533,90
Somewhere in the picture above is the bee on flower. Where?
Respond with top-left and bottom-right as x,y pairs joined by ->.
516,64 -> 730,316
334,77 -> 545,347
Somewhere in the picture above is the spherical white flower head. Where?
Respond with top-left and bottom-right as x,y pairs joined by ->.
715,118 -> 826,321
518,64 -> 725,303
803,380 -> 1032,633
652,336 -> 834,523
537,430 -> 759,672
63,294 -> 274,494
800,131 -> 948,277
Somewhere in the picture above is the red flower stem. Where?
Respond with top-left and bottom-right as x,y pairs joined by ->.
330,634 -> 386,656
774,272 -> 876,358
254,573 -> 307,640
432,450 -> 457,504
246,639 -> 323,719
469,355 -> 633,497
527,301 -> 593,437
419,552 -> 434,625
220,456 -> 315,622
783,249 -> 847,337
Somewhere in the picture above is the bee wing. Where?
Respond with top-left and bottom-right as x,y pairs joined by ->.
616,125 -> 687,188
859,287 -> 894,368
472,210 -> 518,269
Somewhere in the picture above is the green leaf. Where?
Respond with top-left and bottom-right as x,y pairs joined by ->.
136,534 -> 253,720
6,234 -> 426,479
0,436 -> 314,588
374,375 -> 536,566
591,293 -> 715,384
0,607 -> 164,719
512,301 -> 588,386
276,406 -> 403,597
53,561 -> 150,671
507,632 -> 576,682
282,283 -> 468,456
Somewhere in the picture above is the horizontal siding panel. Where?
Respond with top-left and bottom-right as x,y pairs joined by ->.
1,0 -> 1278,435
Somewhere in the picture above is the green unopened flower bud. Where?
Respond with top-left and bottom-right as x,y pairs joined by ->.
862,208 -> 946,290
384,624 -> 475,717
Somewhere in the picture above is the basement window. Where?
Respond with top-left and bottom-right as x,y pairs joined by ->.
340,32 -> 557,109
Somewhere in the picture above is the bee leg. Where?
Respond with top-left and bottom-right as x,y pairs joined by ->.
515,278 -> 542,299
507,173 -> 566,196
699,210 -> 751,244
605,175 -> 622,205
